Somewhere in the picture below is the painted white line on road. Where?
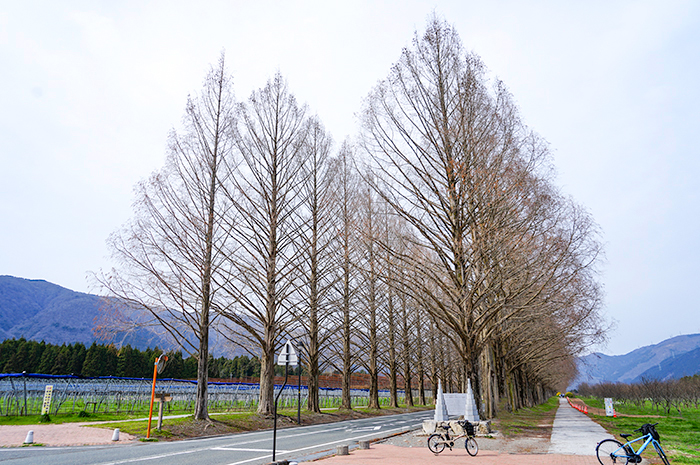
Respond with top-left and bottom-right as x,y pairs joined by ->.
94,412 -> 430,465
225,424 -> 417,465
212,447 -> 289,453
345,425 -> 382,432
99,447 -> 202,464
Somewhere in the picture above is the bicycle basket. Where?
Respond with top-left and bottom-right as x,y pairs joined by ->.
464,421 -> 475,437
641,423 -> 660,442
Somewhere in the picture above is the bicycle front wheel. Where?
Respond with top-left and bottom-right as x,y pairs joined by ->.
428,433 -> 446,454
596,439 -> 628,465
653,442 -> 670,465
465,437 -> 478,456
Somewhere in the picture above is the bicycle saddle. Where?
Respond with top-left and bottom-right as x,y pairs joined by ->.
620,433 -> 632,439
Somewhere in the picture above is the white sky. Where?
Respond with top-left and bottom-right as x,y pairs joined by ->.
1,0 -> 699,356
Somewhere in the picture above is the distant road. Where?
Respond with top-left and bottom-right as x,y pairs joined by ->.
0,410 -> 433,465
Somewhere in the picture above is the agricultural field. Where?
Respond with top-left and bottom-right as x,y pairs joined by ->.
583,396 -> 700,465
0,374 -> 421,425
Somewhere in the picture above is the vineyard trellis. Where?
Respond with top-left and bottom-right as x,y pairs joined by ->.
0,373 -> 429,416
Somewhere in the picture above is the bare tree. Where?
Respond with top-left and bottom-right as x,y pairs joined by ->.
380,203 -> 400,408
96,54 -> 235,420
399,286 -> 415,406
414,302 -> 427,405
219,72 -> 308,415
295,117 -> 336,412
328,140 -> 361,409
356,180 -> 383,409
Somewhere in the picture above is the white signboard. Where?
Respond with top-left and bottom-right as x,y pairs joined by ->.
277,340 -> 298,366
41,385 -> 54,415
604,397 -> 615,416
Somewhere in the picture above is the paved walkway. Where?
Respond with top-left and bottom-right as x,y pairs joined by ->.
549,397 -> 614,455
300,397 -> 615,464
299,444 -> 601,464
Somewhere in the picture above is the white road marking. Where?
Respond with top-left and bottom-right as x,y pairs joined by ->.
93,412 -> 428,465
212,448 -> 289,453
226,424 -> 417,465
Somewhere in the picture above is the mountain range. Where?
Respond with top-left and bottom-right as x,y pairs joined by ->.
2,275 -> 700,383
573,333 -> 700,388
0,275 -> 170,350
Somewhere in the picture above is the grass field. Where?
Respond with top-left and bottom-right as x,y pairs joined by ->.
493,396 -> 559,438
583,396 -> 700,465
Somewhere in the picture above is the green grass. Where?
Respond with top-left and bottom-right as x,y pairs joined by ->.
495,396 -> 559,438
581,397 -> 700,464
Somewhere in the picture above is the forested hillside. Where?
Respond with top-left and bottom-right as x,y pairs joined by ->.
0,338 -> 262,379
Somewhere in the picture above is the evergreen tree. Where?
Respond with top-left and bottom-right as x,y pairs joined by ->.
160,351 -> 184,379
26,341 -> 45,373
4,339 -> 29,373
0,338 -> 22,372
82,342 -> 103,377
37,344 -> 58,374
103,345 -> 118,376
52,344 -> 72,375
117,345 -> 146,378
116,345 -> 132,377
183,356 -> 198,379
69,343 -> 86,375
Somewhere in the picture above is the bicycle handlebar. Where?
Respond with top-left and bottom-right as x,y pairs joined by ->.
633,422 -> 659,433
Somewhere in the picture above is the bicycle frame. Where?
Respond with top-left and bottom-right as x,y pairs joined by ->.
612,434 -> 665,460
435,425 -> 467,446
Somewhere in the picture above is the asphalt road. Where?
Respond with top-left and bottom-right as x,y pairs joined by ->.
0,410 -> 433,465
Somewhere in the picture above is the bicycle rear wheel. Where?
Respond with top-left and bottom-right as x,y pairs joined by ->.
428,433 -> 446,454
465,437 -> 478,456
596,439 -> 628,465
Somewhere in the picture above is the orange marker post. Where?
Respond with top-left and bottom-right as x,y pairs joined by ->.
147,354 -> 168,439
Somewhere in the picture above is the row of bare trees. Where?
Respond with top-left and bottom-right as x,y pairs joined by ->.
95,17 -> 607,421
578,376 -> 700,414
358,17 -> 607,416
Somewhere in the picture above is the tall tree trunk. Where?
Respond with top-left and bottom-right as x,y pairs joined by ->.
258,337 -> 275,415
194,322 -> 209,420
387,290 -> 399,408
416,310 -> 426,406
401,294 -> 414,407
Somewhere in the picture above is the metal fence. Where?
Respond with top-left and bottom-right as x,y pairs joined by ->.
0,373 -> 427,416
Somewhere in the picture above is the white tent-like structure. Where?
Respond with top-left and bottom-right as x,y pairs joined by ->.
434,379 -> 449,421
432,379 -> 480,421
464,379 -> 480,422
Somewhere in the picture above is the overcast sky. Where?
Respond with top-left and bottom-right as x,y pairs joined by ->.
1,0 -> 698,356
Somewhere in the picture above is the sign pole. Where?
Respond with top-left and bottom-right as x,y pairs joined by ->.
272,360 -> 289,462
272,340 -> 297,462
297,342 -> 302,425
